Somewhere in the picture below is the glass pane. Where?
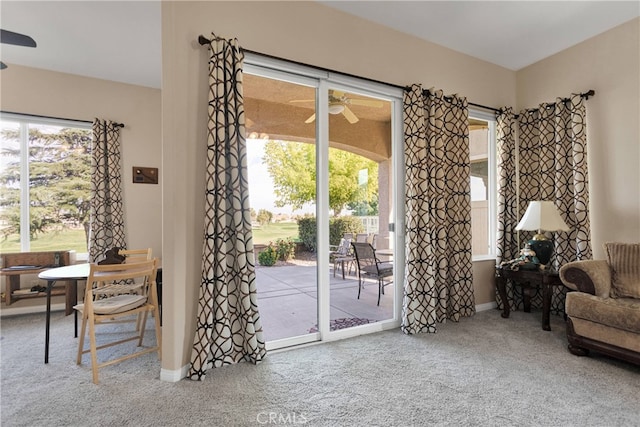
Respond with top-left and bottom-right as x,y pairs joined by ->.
470,121 -> 489,255
244,73 -> 318,342
0,120 -> 21,252
327,89 -> 394,330
28,123 -> 91,253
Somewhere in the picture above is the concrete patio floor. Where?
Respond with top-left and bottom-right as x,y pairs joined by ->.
255,261 -> 395,342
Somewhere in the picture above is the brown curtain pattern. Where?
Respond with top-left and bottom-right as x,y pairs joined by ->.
494,108 -> 520,311
89,119 -> 126,262
188,34 -> 266,381
517,95 -> 592,313
402,84 -> 475,334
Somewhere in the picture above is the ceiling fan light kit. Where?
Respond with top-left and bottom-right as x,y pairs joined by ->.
328,103 -> 345,115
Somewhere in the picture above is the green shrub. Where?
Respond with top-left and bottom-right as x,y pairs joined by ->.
275,237 -> 296,261
330,217 -> 364,246
257,244 -> 278,266
297,216 -> 365,252
298,216 -> 317,252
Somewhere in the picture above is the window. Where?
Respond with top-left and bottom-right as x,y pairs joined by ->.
0,113 -> 92,253
469,112 -> 497,258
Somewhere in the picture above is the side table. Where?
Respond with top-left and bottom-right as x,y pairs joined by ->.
495,267 -> 564,331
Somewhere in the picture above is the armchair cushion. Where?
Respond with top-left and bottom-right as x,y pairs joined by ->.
566,292 -> 640,334
604,242 -> 640,298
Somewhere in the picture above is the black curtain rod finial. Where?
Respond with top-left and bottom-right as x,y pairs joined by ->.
198,35 -> 211,45
112,122 -> 124,129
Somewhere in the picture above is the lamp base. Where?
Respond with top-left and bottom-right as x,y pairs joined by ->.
529,237 -> 553,266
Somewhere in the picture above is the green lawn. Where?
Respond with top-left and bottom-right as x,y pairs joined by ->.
0,223 -> 295,253
0,228 -> 88,254
252,222 -> 299,245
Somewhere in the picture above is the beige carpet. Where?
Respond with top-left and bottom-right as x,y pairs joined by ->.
1,308 -> 638,426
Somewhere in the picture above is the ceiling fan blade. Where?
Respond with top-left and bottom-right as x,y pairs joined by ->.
349,98 -> 384,108
342,106 -> 359,124
290,99 -> 314,103
0,61 -> 6,70
304,113 -> 316,124
331,90 -> 345,98
0,29 -> 37,48
246,117 -> 255,129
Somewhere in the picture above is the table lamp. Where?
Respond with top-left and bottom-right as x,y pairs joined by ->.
515,201 -> 570,267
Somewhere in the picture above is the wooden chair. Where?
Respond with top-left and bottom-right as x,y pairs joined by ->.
74,259 -> 161,384
351,242 -> 393,306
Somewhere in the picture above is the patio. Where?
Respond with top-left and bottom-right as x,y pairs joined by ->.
255,259 -> 395,342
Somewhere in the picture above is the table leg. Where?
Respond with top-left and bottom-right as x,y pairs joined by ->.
523,286 -> 533,313
496,275 -> 510,318
542,280 -> 552,331
45,280 -> 55,364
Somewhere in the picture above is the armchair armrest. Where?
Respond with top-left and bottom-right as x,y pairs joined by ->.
559,260 -> 612,297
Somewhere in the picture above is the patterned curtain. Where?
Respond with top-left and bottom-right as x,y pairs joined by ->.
401,84 -> 475,334
89,119 -> 126,262
495,108 -> 520,310
188,34 -> 266,381
517,94 -> 592,313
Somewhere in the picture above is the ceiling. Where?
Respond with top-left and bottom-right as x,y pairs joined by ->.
0,1 -> 638,89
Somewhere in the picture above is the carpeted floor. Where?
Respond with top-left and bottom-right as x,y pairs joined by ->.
1,308 -> 638,426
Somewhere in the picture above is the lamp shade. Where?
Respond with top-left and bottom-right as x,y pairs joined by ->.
516,201 -> 569,233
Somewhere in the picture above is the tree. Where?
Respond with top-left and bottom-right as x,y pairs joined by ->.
256,209 -> 273,226
0,127 -> 92,242
262,140 -> 378,216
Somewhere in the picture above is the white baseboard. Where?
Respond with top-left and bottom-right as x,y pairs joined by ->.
0,303 -> 66,317
160,364 -> 189,382
475,301 -> 497,312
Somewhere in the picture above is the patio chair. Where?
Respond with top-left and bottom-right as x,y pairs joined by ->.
330,237 -> 355,279
351,242 -> 393,306
355,233 -> 368,243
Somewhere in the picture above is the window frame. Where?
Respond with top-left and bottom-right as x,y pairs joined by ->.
0,112 -> 92,253
468,108 -> 497,261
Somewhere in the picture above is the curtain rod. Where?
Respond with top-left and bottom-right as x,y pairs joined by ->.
198,35 -> 594,117
0,111 -> 126,128
198,34 -> 406,92
503,90 -> 596,118
199,35 -> 500,113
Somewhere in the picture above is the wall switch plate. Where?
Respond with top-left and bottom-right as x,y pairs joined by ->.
133,167 -> 158,184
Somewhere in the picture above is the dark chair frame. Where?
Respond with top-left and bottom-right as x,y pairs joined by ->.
351,242 -> 393,306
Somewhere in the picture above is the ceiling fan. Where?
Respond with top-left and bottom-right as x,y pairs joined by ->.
0,29 -> 38,70
290,90 -> 384,124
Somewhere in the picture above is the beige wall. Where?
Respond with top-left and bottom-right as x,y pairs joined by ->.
0,65 -> 162,260
516,18 -> 640,259
161,1 -> 516,373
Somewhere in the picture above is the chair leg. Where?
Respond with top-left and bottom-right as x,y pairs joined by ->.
377,279 -> 382,306
357,276 -> 362,299
76,311 -> 87,365
88,316 -> 100,384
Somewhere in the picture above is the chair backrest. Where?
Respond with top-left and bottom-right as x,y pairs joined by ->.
120,248 -> 152,263
87,258 -> 158,302
355,233 -> 368,243
337,238 -> 352,256
351,242 -> 377,270
369,233 -> 378,249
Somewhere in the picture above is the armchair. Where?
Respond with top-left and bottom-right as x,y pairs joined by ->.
559,242 -> 640,365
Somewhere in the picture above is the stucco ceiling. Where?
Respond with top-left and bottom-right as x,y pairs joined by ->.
0,1 -> 638,89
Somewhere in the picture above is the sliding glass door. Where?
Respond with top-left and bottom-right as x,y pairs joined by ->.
243,60 -> 403,350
